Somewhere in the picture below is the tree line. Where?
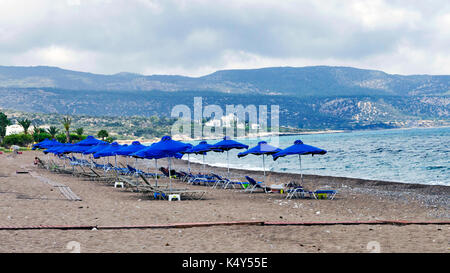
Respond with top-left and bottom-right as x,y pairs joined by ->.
0,112 -> 115,148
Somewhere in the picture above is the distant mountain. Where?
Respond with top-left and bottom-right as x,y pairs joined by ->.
0,65 -> 448,131
0,65 -> 449,96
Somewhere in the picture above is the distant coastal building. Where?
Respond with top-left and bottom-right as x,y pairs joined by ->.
5,125 -> 35,135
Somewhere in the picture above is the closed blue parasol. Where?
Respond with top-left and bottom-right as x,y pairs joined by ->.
211,136 -> 249,178
238,141 -> 281,182
272,140 -> 327,183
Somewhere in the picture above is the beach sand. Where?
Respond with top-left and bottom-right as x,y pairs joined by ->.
0,151 -> 448,253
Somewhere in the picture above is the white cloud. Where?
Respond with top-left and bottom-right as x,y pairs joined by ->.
0,0 -> 448,76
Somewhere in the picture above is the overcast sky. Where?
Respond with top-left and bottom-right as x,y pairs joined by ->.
0,0 -> 449,76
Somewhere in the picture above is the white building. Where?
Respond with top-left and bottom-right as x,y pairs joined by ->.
5,125 -> 36,135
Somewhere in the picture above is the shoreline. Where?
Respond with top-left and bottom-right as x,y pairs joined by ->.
175,159 -> 449,212
180,158 -> 450,191
186,158 -> 450,188
115,125 -> 449,144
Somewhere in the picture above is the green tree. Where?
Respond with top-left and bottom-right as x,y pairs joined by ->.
3,133 -> 33,147
17,119 -> 32,135
61,116 -> 72,143
0,112 -> 11,144
105,136 -> 116,143
47,126 -> 59,138
97,129 -> 109,140
75,127 -> 84,137
32,127 -> 42,142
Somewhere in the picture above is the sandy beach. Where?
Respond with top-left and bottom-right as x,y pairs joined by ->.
0,150 -> 448,253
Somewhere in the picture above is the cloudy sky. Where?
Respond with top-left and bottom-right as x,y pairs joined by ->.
0,0 -> 449,76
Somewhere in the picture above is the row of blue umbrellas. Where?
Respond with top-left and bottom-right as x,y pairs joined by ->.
34,135 -> 327,185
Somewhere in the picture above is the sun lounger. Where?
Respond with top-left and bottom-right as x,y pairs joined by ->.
210,173 -> 249,189
138,174 -> 206,200
184,173 -> 217,186
284,182 -> 337,199
159,167 -> 184,179
127,165 -> 157,178
244,176 -> 271,193
311,189 -> 338,200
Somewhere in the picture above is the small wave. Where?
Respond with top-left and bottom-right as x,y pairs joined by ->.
425,166 -> 447,170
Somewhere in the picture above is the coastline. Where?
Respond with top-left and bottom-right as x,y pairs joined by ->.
116,129 -> 347,144
115,125 -> 449,144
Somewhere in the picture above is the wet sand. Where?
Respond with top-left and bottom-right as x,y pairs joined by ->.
0,151 -> 448,253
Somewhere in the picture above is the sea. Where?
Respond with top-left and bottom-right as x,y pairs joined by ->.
185,127 -> 450,186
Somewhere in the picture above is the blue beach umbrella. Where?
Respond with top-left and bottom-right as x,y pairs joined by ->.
69,145 -> 94,154
92,142 -> 122,158
115,141 -> 147,167
115,141 -> 146,156
82,142 -> 110,155
55,143 -> 77,154
43,143 -> 66,155
272,139 -> 327,183
93,142 -> 124,167
75,135 -> 107,146
130,136 -> 191,189
211,136 -> 249,178
35,139 -> 61,150
42,143 -> 73,168
183,140 -> 216,174
33,138 -> 52,149
238,141 -> 281,182
130,141 -> 185,187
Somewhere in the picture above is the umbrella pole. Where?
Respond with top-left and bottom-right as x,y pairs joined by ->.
155,159 -> 158,186
299,154 -> 303,184
203,154 -> 206,174
227,150 -> 230,178
188,154 -> 191,174
263,154 -> 266,183
168,157 -> 172,191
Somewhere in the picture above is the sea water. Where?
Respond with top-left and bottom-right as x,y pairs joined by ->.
186,127 -> 450,186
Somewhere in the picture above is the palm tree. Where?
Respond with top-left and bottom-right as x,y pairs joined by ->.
31,126 -> 42,142
47,126 -> 59,139
18,119 -> 32,135
62,116 -> 72,143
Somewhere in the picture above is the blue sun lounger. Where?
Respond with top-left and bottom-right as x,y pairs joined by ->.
244,176 -> 271,193
311,189 -> 338,200
211,174 -> 249,189
187,174 -> 217,186
285,182 -> 337,200
127,165 -> 157,177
